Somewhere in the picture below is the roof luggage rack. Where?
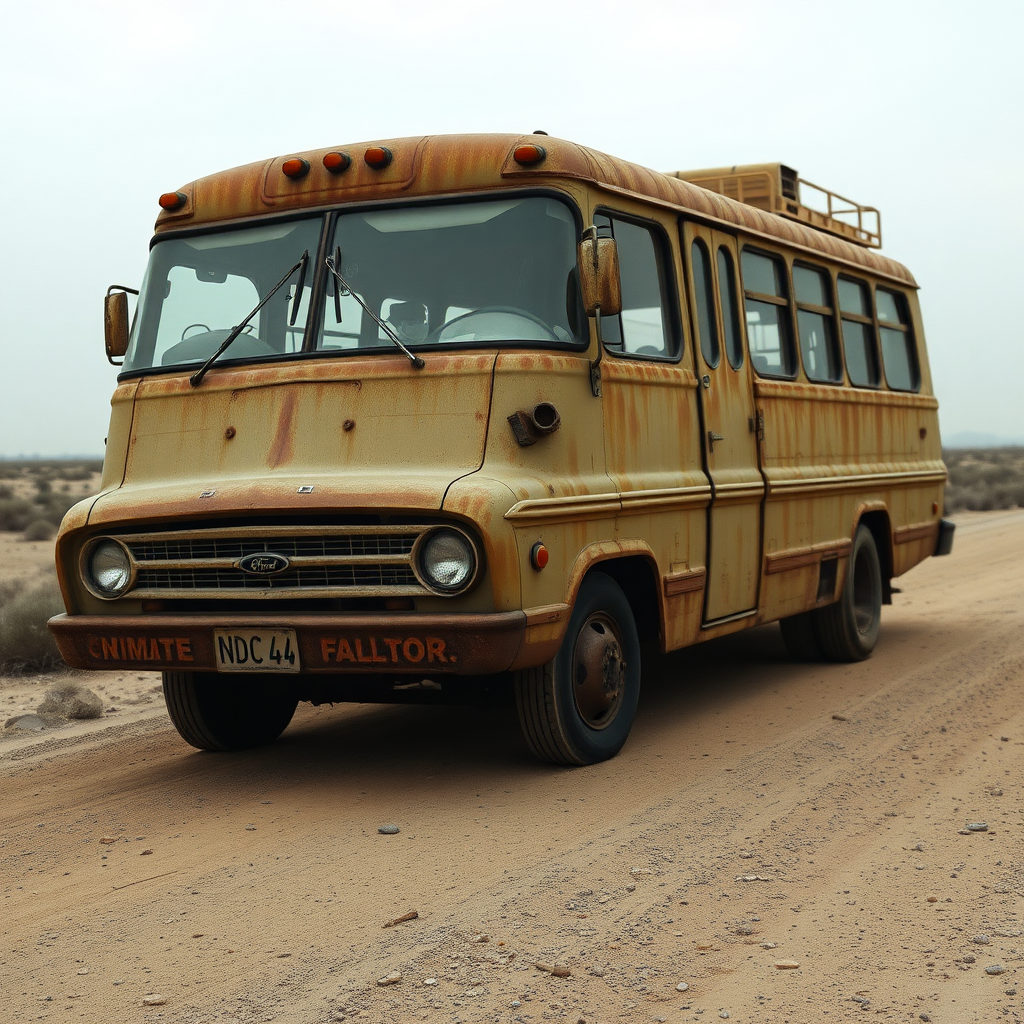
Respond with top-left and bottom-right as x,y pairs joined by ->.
669,162 -> 881,249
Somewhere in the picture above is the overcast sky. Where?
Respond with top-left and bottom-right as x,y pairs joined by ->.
1,0 -> 1021,456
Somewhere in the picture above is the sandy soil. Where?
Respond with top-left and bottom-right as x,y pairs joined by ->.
1,511 -> 1022,1023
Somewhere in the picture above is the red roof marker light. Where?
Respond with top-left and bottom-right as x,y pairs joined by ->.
323,151 -> 352,173
282,158 -> 310,179
364,146 -> 393,169
514,144 -> 546,166
158,191 -> 187,211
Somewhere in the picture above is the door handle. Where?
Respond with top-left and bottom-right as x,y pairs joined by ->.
707,430 -> 724,452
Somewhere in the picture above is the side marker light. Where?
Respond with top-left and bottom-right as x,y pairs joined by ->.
158,191 -> 187,211
364,146 -> 393,169
282,158 -> 310,179
530,542 -> 549,570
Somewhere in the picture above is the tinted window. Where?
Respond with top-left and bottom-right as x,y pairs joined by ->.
717,247 -> 744,370
595,214 -> 676,357
877,288 -> 919,391
691,240 -> 719,367
793,264 -> 841,383
741,250 -> 795,377
838,276 -> 879,387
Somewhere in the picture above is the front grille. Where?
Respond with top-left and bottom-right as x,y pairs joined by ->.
108,525 -> 431,599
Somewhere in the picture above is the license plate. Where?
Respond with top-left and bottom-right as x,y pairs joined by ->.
214,629 -> 300,673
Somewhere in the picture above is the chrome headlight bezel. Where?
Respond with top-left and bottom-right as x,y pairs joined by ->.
81,537 -> 135,600
412,526 -> 479,595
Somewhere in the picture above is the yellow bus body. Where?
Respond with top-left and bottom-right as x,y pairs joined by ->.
48,134 -> 950,763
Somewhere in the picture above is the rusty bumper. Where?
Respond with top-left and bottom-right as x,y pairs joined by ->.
48,611 -> 528,676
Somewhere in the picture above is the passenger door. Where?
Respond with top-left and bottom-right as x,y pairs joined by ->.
682,223 -> 764,621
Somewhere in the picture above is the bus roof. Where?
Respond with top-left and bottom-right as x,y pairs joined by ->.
155,134 -> 916,287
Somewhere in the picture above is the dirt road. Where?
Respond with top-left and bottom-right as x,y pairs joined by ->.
3,512 -> 1022,1023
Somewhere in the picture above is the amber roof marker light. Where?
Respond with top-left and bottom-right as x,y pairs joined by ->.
364,146 -> 393,169
514,143 -> 546,166
282,158 -> 310,179
158,191 -> 187,211
323,151 -> 352,173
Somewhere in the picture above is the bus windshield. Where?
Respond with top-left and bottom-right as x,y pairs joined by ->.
320,196 -> 583,352
122,195 -> 584,375
123,218 -> 321,374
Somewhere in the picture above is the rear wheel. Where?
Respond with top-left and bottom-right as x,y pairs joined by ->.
816,525 -> 883,662
515,572 -> 641,765
162,671 -> 298,751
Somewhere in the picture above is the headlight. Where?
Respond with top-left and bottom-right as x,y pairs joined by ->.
86,539 -> 132,597
417,528 -> 477,593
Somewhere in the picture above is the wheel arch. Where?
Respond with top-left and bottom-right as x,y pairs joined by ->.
564,543 -> 663,646
854,505 -> 895,604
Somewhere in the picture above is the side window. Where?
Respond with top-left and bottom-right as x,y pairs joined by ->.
594,213 -> 676,358
837,276 -> 880,387
690,239 -> 719,367
876,289 -> 920,391
793,264 -> 841,383
741,249 -> 796,377
717,246 -> 743,370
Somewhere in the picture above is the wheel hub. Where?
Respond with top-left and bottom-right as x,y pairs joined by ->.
572,612 -> 626,729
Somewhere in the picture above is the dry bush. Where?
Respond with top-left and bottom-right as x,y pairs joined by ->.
944,448 -> 1024,513
22,519 -> 56,542
0,577 -> 65,675
0,498 -> 36,532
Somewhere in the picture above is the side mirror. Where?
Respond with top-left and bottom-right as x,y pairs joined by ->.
577,231 -> 621,317
104,286 -> 137,365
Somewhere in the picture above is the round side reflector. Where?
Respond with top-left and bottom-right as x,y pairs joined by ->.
514,144 -> 546,165
282,158 -> 310,179
158,191 -> 187,211
364,146 -> 393,169
530,542 -> 549,570
323,151 -> 351,173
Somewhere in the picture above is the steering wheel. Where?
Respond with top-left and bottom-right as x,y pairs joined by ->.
433,306 -> 559,343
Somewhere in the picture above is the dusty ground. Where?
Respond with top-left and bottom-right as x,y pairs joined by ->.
1,511 -> 1022,1023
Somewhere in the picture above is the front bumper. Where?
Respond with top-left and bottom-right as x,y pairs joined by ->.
48,611 -> 528,676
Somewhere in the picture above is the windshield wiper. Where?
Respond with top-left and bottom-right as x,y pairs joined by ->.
326,249 -> 425,369
189,250 -> 309,387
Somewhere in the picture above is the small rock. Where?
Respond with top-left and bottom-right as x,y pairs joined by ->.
76,968 -> 88,975
972,934 -> 991,945
376,971 -> 401,986
962,955 -> 976,964
378,824 -> 400,835
760,942 -> 777,949
676,981 -> 689,992
37,683 -> 104,720
511,1000 -> 521,1008
989,788 -> 1004,797
423,978 -> 437,986
99,837 -> 117,845
626,884 -> 636,893
1006,988 -> 1017,996
142,995 -> 167,1006
919,1015 -> 931,1022
1000,736 -> 1010,742
589,966 -> 606,977
965,822 -> 988,832
719,1012 -> 731,1020
774,960 -> 800,970
985,964 -> 1007,975
245,824 -> 257,831
141,849 -> 153,855
5,714 -> 49,732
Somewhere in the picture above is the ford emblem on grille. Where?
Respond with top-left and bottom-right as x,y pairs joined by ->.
238,552 -> 291,576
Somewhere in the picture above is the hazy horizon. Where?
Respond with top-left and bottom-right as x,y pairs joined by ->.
2,0 -> 1021,457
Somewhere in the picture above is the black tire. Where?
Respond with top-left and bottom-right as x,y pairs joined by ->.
816,525 -> 883,662
779,610 -> 825,661
515,572 -> 641,765
162,671 -> 298,751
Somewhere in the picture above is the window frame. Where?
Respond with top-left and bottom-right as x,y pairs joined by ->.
792,261 -> 843,385
739,246 -> 797,380
593,207 -> 682,363
875,286 -> 921,393
836,274 -> 881,389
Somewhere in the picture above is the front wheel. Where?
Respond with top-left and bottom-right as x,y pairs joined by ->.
515,572 -> 641,765
816,525 -> 883,662
162,671 -> 298,751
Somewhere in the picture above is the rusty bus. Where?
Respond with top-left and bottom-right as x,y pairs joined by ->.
48,135 -> 954,764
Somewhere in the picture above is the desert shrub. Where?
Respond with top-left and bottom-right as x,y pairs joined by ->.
0,577 -> 65,674
943,447 -> 1024,512
23,519 -> 56,542
0,484 -> 13,500
0,498 -> 35,532
36,492 -> 77,526
34,477 -> 52,496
